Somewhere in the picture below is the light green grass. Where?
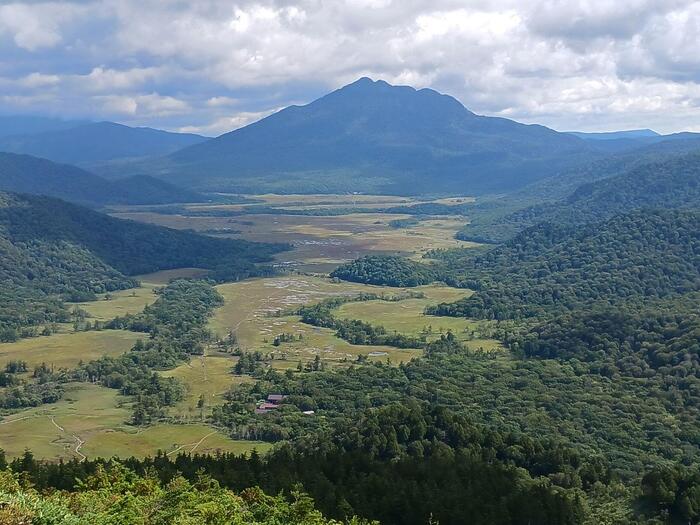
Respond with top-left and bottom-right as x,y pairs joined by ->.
334,284 -> 503,351
161,354 -> 253,419
0,383 -> 269,460
210,276 -> 426,367
82,424 -> 271,459
0,330 -> 143,370
74,285 -> 158,321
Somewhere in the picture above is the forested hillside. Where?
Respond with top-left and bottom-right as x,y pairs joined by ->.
331,209 -> 700,320
459,149 -> 700,243
0,192 -> 286,340
432,209 -> 700,319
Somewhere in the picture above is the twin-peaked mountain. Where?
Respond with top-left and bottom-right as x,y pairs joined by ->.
152,78 -> 597,194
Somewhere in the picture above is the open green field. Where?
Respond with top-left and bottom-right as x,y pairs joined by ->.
161,352 -> 254,419
74,286 -> 157,321
0,383 -> 269,460
210,275 -> 424,367
335,285 -> 503,352
0,330 -> 143,370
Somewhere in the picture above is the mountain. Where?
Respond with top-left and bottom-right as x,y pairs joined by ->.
148,77 -> 597,195
0,115 -> 91,138
0,152 -> 205,206
0,191 -> 286,339
567,129 -> 660,140
0,122 -> 206,166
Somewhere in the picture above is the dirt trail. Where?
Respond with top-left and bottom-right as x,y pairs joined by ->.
190,431 -> 217,453
49,416 -> 64,432
73,435 -> 86,461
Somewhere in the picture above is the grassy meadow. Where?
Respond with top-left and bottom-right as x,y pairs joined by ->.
0,383 -> 268,460
0,330 -> 143,371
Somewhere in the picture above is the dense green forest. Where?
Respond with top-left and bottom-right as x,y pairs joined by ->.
334,209 -> 700,320
0,191 -> 285,340
430,209 -> 700,319
458,150 -> 700,243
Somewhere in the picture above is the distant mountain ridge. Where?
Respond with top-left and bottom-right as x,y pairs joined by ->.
142,77 -> 598,195
0,121 -> 206,167
0,115 -> 91,138
567,129 -> 660,140
0,152 -> 205,206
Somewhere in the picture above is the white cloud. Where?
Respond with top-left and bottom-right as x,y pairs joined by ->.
178,107 -> 282,136
20,72 -> 61,88
0,2 -> 88,51
95,93 -> 190,117
1,0 -> 700,133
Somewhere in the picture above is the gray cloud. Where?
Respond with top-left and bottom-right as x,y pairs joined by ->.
0,0 -> 699,134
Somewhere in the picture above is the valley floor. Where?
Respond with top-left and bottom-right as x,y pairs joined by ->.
0,193 -> 485,460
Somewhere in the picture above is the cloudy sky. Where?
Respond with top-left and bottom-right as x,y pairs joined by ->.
1,0 -> 699,136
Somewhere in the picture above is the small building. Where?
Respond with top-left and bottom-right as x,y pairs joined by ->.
254,394 -> 289,415
267,394 -> 287,403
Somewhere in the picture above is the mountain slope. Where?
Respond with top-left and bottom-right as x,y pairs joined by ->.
0,191 -> 286,339
459,147 -> 700,243
152,77 -> 596,195
0,122 -> 206,166
0,153 -> 205,206
431,209 -> 700,319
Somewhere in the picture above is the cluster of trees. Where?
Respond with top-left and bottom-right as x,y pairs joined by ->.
641,464 -> 700,523
0,380 -> 64,409
273,333 -> 302,346
0,359 -> 66,409
331,256 -> 437,287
